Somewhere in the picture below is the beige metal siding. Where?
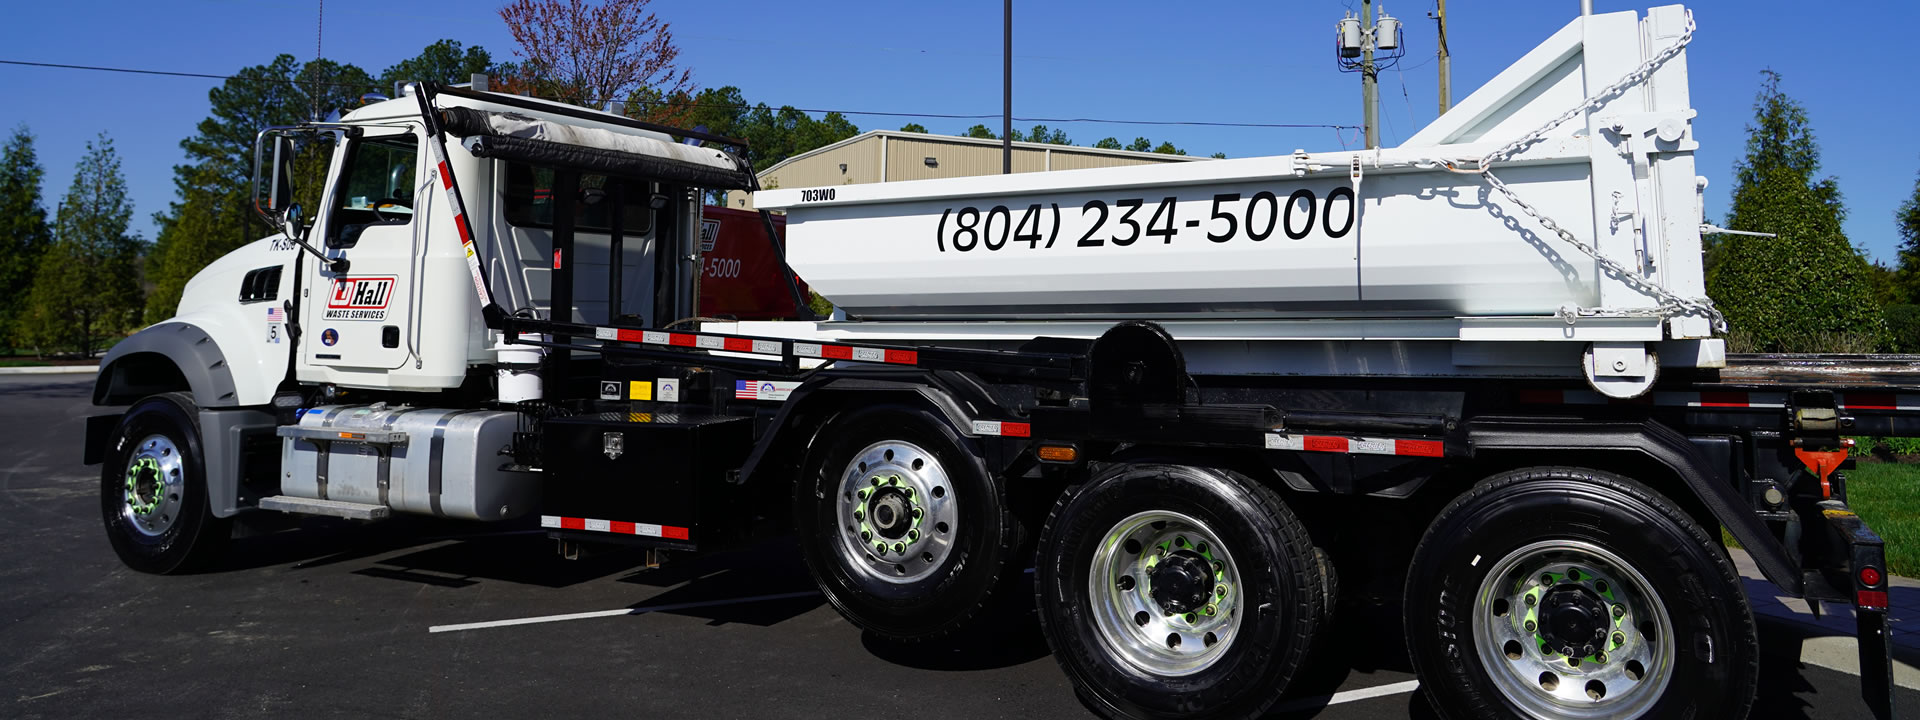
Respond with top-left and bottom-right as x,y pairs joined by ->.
884,137 -> 1047,181
1049,150 -> 1182,171
768,138 -> 881,190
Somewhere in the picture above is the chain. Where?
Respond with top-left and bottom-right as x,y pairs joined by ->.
1468,10 -> 1725,331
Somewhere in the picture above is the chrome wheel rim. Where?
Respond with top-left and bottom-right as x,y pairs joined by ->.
122,434 -> 184,538
834,440 -> 957,584
1089,510 -> 1242,677
1472,540 -> 1675,719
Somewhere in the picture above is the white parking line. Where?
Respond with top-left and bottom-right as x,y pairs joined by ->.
1270,679 -> 1422,713
428,590 -> 822,633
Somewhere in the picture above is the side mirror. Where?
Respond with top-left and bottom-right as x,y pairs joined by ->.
281,204 -> 304,243
268,135 -> 296,217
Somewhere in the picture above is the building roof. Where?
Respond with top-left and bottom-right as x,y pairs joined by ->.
752,129 -> 1209,178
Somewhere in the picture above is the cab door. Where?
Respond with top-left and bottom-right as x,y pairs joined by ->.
302,128 -> 421,371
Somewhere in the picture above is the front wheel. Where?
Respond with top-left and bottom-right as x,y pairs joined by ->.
99,392 -> 230,574
1036,464 -> 1323,719
1404,467 -> 1757,720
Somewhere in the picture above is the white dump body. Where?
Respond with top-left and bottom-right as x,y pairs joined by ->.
758,6 -> 1713,345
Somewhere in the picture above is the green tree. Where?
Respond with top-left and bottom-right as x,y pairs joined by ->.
1093,137 -> 1122,150
1152,141 -> 1187,156
378,39 -> 507,94
963,124 -> 996,139
21,134 -> 143,356
1894,166 -> 1920,302
898,123 -> 928,133
1125,137 -> 1152,152
1707,71 -> 1884,352
1026,124 -> 1070,145
0,127 -> 52,348
146,56 -> 372,322
1209,151 -> 1228,159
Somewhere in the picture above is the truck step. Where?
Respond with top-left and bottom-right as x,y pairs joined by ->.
256,496 -> 391,520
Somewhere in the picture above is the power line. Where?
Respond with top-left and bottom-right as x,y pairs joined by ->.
0,58 -> 1359,132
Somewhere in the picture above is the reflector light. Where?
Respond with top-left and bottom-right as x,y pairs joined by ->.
1858,590 -> 1890,609
1037,445 -> 1078,463
1861,567 -> 1883,587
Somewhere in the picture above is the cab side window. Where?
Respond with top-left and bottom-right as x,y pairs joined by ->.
327,134 -> 420,248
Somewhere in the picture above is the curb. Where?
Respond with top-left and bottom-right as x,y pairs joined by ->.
0,365 -> 98,375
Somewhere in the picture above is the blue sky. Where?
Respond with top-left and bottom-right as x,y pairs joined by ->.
2,1 -> 1916,262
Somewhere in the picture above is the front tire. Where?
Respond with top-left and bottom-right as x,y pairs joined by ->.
100,392 -> 230,574
1036,464 -> 1323,720
793,404 -> 1021,641
1404,467 -> 1757,720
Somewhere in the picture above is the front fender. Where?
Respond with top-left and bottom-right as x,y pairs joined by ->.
95,321 -> 246,407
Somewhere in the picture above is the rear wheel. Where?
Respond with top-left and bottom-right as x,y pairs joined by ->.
99,392 -> 229,574
794,404 -> 1021,641
1404,467 -> 1757,720
1036,464 -> 1322,719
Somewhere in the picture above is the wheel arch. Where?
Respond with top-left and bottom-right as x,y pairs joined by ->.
94,322 -> 241,408
1462,418 -> 1801,595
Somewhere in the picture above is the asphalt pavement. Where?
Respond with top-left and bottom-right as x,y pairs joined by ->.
0,374 -> 1909,719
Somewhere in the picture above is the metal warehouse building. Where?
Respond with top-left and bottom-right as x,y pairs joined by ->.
725,130 -> 1208,210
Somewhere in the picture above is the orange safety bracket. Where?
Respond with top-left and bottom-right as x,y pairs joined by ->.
1793,439 -> 1853,499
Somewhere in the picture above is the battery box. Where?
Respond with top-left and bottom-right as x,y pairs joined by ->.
539,405 -> 754,550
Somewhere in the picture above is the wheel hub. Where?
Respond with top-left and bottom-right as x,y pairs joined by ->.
1148,551 -> 1213,615
834,441 -> 956,584
1539,584 -> 1610,657
120,434 -> 184,538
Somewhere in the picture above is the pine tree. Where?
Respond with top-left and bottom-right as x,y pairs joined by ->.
146,55 -> 374,322
20,134 -> 143,356
1706,71 -> 1884,352
1895,166 -> 1920,302
0,126 -> 52,349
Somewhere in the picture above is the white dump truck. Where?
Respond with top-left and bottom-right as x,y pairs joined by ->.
84,5 -> 1906,718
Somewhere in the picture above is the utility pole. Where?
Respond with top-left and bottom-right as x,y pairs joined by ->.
1436,0 -> 1451,115
1002,0 -> 1012,174
1361,0 -> 1378,149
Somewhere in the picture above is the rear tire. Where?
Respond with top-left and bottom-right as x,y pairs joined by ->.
99,392 -> 230,574
793,404 -> 1021,641
1036,464 -> 1322,719
1404,466 -> 1757,720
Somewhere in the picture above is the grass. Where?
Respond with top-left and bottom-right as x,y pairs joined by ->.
1846,461 -> 1920,578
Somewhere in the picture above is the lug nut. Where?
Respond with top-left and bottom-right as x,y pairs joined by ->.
1203,604 -> 1216,616
1595,580 -> 1609,594
1525,594 -> 1537,607
1525,620 -> 1537,633
853,509 -> 863,520
1541,573 -> 1554,585
911,507 -> 923,519
892,542 -> 905,554
1613,604 -> 1626,619
1215,584 -> 1227,598
908,529 -> 919,541
1612,632 -> 1625,647
870,477 -> 881,486
1595,651 -> 1608,663
1183,613 -> 1197,623
861,530 -> 871,541
874,541 -> 886,553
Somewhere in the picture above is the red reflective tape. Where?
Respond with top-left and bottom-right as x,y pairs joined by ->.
662,525 -> 690,540
553,249 -> 563,270
669,333 -> 697,347
822,345 -> 854,360
1845,393 -> 1898,410
610,520 -> 636,535
1696,391 -> 1750,408
885,349 -> 919,365
437,160 -> 453,189
452,213 -> 473,244
1396,439 -> 1444,457
1516,389 -> 1563,405
559,517 -> 585,530
1000,422 -> 1031,438
1859,590 -> 1890,609
616,329 -> 645,343
1304,436 -> 1348,453
723,337 -> 754,352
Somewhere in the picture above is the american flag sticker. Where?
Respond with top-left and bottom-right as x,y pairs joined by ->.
266,307 -> 286,322
734,380 -> 800,402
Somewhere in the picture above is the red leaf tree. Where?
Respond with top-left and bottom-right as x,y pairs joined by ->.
499,0 -> 694,118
